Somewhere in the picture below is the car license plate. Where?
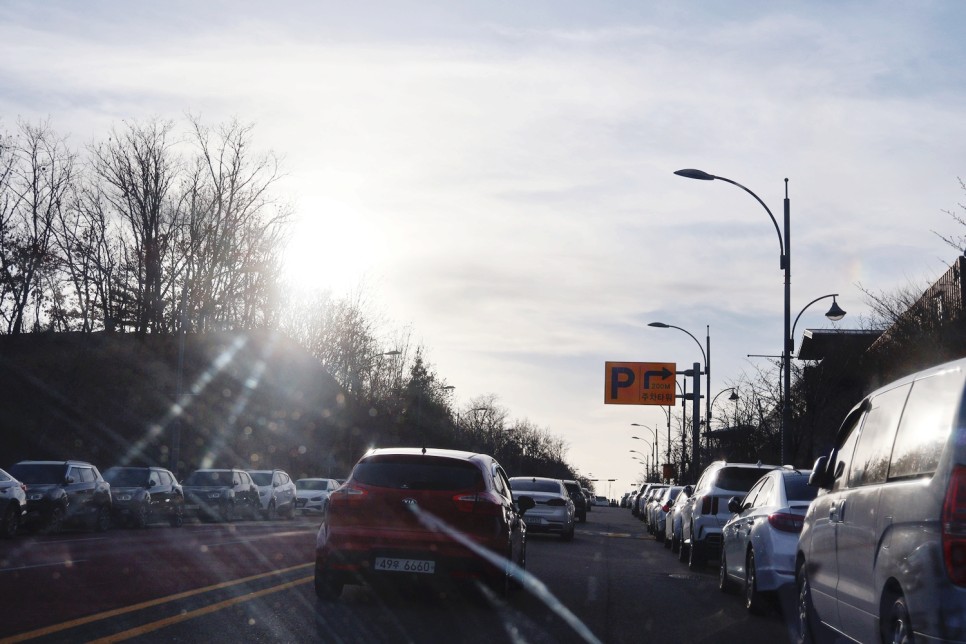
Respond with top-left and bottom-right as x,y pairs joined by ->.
373,557 -> 436,574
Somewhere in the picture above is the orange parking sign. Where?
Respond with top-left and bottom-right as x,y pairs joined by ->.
604,361 -> 676,405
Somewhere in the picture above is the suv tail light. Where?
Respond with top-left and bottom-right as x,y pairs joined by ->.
453,490 -> 503,515
767,511 -> 805,533
545,497 -> 567,507
942,465 -> 966,586
662,503 -> 671,513
700,496 -> 713,515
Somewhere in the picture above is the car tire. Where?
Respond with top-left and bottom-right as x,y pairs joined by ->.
663,533 -> 672,549
1,503 -> 20,538
42,505 -> 65,534
745,549 -> 765,614
882,594 -> 913,644
655,527 -> 665,543
719,550 -> 735,593
314,567 -> 344,601
169,505 -> 184,528
133,503 -> 149,529
266,501 -> 277,521
678,538 -> 689,562
688,535 -> 703,570
795,565 -> 822,644
562,523 -> 575,542
94,505 -> 111,532
222,502 -> 235,523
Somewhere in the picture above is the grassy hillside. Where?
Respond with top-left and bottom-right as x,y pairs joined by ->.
0,330 -> 350,480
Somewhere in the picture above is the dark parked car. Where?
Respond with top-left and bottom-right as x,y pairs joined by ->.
0,467 -> 27,538
182,468 -> 260,522
563,479 -> 588,522
103,466 -> 184,528
314,447 -> 532,600
8,460 -> 112,533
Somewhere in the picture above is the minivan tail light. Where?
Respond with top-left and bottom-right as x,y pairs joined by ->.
768,511 -> 805,533
942,465 -> 966,586
700,496 -> 713,515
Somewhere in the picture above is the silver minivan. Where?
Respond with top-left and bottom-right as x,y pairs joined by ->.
795,358 -> 966,644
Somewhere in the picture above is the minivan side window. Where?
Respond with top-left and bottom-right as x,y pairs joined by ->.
848,384 -> 910,487
832,417 -> 861,492
889,369 -> 964,480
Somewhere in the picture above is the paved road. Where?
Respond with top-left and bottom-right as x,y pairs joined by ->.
0,509 -> 796,643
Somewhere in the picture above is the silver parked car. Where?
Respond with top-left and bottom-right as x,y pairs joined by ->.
796,358 -> 966,644
247,469 -> 297,520
718,468 -> 816,613
509,476 -> 575,541
295,477 -> 341,516
0,467 -> 27,538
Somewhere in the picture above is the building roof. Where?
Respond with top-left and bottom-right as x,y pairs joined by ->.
797,328 -> 883,361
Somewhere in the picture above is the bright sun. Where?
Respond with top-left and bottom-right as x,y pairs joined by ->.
282,198 -> 378,295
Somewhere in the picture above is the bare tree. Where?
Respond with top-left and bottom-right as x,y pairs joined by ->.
89,119 -> 179,335
0,120 -> 75,333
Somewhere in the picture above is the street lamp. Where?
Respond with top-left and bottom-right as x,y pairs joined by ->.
630,424 -> 658,478
648,321 -> 708,474
675,168 -> 791,464
791,294 -> 847,355
708,388 -> 739,430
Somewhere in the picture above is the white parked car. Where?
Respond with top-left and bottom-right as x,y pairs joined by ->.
295,478 -> 340,516
247,469 -> 297,520
718,468 -> 816,613
509,476 -> 576,541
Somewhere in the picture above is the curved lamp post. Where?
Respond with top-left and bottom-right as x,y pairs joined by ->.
630,424 -> 658,479
708,388 -> 739,430
791,294 -> 846,355
675,168 -> 791,464
648,321 -> 708,476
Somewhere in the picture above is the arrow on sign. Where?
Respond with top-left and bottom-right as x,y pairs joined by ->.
643,367 -> 673,389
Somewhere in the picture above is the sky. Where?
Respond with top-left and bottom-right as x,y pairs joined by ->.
3,1 -> 966,496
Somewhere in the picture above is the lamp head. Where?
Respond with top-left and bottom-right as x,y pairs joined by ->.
674,168 -> 716,181
825,297 -> 847,322
648,322 -> 670,328
729,390 -> 740,402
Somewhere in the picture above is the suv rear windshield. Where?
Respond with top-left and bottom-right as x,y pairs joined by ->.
353,457 -> 483,491
104,468 -> 151,487
184,470 -> 233,486
248,472 -> 273,485
715,467 -> 771,492
9,463 -> 65,484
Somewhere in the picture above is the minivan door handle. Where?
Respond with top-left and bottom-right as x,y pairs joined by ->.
829,499 -> 845,523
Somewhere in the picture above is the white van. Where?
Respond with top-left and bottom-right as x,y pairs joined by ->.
795,358 -> 966,643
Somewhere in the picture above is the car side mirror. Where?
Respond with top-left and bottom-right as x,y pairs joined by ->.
727,497 -> 742,513
683,485 -> 694,496
517,495 -> 536,514
807,455 -> 831,489
64,476 -> 75,485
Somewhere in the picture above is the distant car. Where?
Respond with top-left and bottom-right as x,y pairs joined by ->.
665,486 -> 691,553
594,495 -> 608,507
719,468 -> 816,613
562,480 -> 588,522
509,476 -> 575,541
247,469 -> 297,520
679,461 -> 780,570
652,485 -> 684,543
9,460 -> 112,533
0,467 -> 27,538
182,468 -> 260,522
103,466 -> 184,528
314,447 -> 530,600
295,477 -> 341,516
582,487 -> 593,512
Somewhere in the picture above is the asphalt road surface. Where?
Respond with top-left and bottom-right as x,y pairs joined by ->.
0,508 -> 797,643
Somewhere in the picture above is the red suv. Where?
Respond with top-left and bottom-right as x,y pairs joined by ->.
314,447 -> 532,599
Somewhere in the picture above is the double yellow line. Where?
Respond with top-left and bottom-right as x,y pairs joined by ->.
1,563 -> 313,644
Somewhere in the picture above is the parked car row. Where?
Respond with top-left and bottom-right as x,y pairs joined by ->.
628,356 -> 966,644
0,459 -> 331,536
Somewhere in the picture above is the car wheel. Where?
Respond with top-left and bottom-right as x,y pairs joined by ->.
745,549 -> 765,613
42,505 -> 65,534
795,565 -> 821,644
882,594 -> 913,644
655,528 -> 665,543
314,567 -> 344,601
1,503 -> 20,538
719,550 -> 735,593
561,522 -> 575,542
222,502 -> 235,523
169,505 -> 184,528
94,505 -> 111,532
678,538 -> 689,562
266,501 -> 277,521
663,533 -> 672,549
688,535 -> 703,570
133,503 -> 149,529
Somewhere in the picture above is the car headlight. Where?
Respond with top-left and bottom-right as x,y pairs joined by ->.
29,493 -> 44,501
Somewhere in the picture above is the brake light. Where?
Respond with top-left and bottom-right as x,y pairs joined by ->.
453,490 -> 503,515
662,503 -> 671,512
700,496 -> 712,515
767,511 -> 805,533
942,465 -> 966,586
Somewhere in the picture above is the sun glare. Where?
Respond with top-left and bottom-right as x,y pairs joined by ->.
283,199 -> 378,294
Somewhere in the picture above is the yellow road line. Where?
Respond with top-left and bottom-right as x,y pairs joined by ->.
88,577 -> 313,643
0,563 -> 312,644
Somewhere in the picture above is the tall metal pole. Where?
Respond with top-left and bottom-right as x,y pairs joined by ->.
691,362 -> 701,480
782,179 -> 791,466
